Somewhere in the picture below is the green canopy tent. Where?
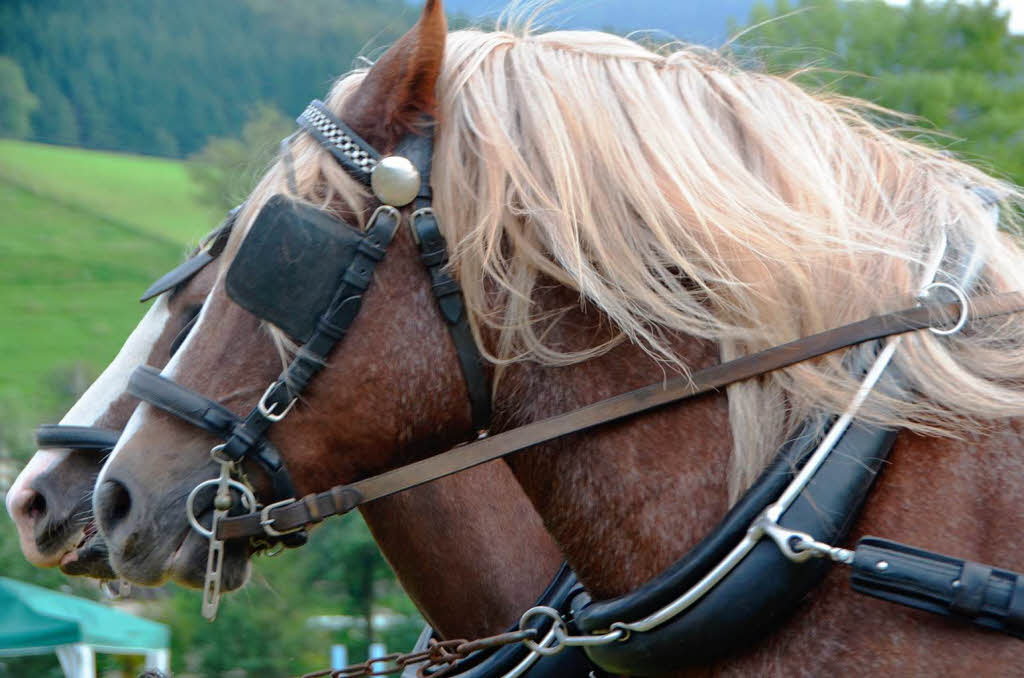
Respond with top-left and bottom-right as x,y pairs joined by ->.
0,577 -> 170,678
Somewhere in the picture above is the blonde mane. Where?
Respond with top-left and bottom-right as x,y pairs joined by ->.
237,25 -> 1024,496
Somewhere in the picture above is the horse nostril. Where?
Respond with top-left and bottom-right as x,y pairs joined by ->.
25,490 -> 47,521
96,479 -> 133,534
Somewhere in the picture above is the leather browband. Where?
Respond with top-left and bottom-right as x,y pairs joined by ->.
35,425 -> 120,452
214,290 -> 1024,540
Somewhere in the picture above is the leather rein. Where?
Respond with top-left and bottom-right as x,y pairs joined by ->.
212,290 -> 1024,541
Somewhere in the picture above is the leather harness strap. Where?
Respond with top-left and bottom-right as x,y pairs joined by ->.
35,425 -> 121,452
397,128 -> 492,431
411,206 -> 491,430
851,537 -> 1024,638
215,290 -> 1024,540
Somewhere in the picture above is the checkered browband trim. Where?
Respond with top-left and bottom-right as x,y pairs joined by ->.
297,100 -> 380,183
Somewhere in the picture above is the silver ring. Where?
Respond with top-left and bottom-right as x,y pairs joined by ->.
186,478 -> 258,538
920,282 -> 969,336
518,606 -> 566,656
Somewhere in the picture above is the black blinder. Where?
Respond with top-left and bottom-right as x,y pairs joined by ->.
225,194 -> 366,343
140,206 -> 238,302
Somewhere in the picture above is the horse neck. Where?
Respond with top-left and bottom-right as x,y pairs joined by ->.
491,289 -> 1024,671
358,460 -> 564,639
492,287 -> 735,598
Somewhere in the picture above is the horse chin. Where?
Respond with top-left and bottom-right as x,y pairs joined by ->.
59,523 -> 118,580
167,524 -> 252,592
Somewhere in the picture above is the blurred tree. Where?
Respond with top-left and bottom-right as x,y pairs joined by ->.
187,104 -> 294,212
0,0 -> 415,157
733,0 -> 1024,184
0,57 -> 38,139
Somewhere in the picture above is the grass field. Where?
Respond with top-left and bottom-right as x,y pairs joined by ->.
0,139 -> 221,244
0,140 -> 221,437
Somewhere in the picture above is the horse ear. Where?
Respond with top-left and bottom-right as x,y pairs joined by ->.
343,0 -> 446,149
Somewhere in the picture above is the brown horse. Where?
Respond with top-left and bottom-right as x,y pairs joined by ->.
8,225 -> 560,641
96,0 -> 1024,673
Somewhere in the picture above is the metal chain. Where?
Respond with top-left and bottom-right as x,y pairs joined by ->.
300,629 -> 537,678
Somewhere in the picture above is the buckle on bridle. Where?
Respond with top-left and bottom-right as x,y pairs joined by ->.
259,498 -> 303,537
408,206 -> 434,245
258,383 -> 297,422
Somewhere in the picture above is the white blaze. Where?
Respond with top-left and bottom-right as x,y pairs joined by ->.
100,292 -> 213,480
5,297 -> 171,522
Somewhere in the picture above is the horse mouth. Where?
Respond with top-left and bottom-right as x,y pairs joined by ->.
59,520 -> 117,579
164,507 -> 252,592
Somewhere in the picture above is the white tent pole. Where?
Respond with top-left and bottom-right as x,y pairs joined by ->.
145,648 -> 171,673
55,644 -> 95,678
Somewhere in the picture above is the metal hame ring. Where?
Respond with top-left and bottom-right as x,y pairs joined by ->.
518,606 -> 567,657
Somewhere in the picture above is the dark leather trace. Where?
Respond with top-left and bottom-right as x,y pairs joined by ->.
225,195 -> 365,343
852,537 -> 1024,638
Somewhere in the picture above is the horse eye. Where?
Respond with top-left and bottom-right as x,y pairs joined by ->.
169,306 -> 202,357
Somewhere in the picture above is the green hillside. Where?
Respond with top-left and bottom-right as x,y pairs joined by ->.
0,140 -> 220,428
0,140 -> 423,678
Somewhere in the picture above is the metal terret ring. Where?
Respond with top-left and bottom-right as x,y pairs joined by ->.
920,282 -> 969,336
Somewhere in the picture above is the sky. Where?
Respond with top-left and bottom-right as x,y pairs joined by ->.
888,0 -> 1024,33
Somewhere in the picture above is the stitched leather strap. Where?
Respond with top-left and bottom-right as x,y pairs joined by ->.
216,290 -> 1024,540
128,365 -> 239,436
409,176 -> 491,431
